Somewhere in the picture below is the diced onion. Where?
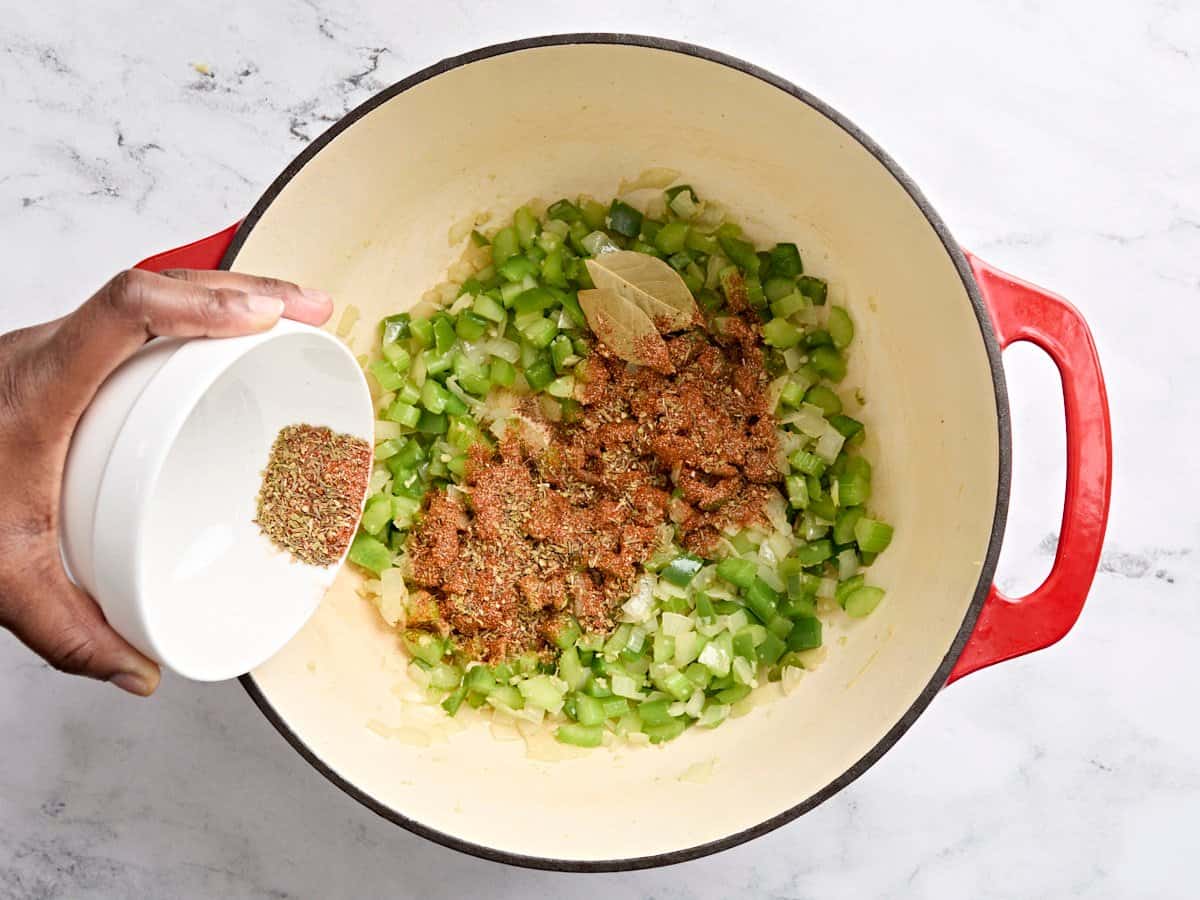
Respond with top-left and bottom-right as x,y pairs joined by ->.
582,230 -> 618,256
698,704 -> 730,728
756,563 -> 785,593
814,428 -> 846,464
618,167 -> 681,193
793,305 -> 820,326
838,548 -> 860,581
375,420 -> 403,442
767,376 -> 788,412
379,569 -> 408,625
611,673 -> 644,699
669,191 -> 699,220
644,194 -> 667,220
445,376 -> 484,412
653,579 -> 688,601
336,304 -> 360,338
407,662 -> 431,689
705,253 -> 727,289
695,201 -> 725,229
723,609 -> 750,632
732,656 -> 758,688
621,576 -> 655,622
698,642 -> 731,677
782,347 -> 805,372
482,336 -> 521,363
766,532 -> 793,564
828,280 -> 847,306
660,612 -> 693,637
781,665 -> 805,696
409,352 -> 427,388
764,490 -> 790,533
781,403 -> 829,438
367,466 -> 391,495
448,211 -> 485,245
447,259 -> 475,283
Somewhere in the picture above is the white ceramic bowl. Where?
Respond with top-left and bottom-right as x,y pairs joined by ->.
60,319 -> 374,681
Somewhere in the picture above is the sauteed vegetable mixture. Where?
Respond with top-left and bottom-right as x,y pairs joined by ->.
348,182 -> 893,748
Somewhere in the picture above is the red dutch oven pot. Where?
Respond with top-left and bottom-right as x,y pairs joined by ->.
133,35 -> 1111,871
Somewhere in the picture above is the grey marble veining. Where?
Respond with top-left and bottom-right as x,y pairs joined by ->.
1,1 -> 1196,897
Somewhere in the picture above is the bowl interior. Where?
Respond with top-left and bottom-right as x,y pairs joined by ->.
228,40 -> 1003,864
136,326 -> 373,681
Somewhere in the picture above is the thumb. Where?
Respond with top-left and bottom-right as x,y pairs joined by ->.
5,567 -> 161,695
47,267 -> 285,418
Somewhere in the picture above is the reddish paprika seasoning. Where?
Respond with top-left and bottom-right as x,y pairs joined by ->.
405,307 -> 779,661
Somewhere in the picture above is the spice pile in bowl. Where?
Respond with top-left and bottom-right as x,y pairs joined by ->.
255,424 -> 372,566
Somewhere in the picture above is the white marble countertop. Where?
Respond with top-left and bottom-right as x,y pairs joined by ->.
1,1 -> 1195,897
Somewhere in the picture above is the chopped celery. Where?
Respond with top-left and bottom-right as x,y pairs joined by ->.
833,507 -> 865,546
492,226 -> 520,264
762,318 -> 804,349
828,305 -> 854,349
636,699 -> 674,727
359,495 -> 393,535
368,359 -> 406,392
643,719 -> 687,743
349,534 -> 391,573
804,385 -> 843,416
843,586 -> 885,618
490,357 -> 516,387
854,517 -> 894,553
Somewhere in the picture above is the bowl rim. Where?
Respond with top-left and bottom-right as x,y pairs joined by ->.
90,320 -> 370,680
226,32 -> 1013,872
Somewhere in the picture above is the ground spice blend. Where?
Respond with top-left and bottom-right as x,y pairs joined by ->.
254,424 -> 372,566
405,302 -> 779,662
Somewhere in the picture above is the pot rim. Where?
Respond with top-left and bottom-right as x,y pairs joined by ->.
228,32 -> 1013,873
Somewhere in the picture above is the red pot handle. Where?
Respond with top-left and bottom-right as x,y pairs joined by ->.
947,253 -> 1112,683
134,223 -> 240,273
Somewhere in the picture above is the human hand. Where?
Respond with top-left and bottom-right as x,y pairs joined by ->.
0,268 -> 333,695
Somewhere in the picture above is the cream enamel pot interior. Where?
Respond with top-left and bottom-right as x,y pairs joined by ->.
135,36 -> 1112,870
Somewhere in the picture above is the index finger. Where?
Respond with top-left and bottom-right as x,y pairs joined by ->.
160,269 -> 334,326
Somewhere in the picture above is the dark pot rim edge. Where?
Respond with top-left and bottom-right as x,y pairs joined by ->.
226,32 -> 1013,874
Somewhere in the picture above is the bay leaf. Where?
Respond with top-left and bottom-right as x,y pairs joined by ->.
585,250 -> 700,332
577,288 -> 673,372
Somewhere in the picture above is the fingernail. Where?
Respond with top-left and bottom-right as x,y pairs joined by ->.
110,672 -> 153,696
246,295 -> 286,320
300,287 -> 333,305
